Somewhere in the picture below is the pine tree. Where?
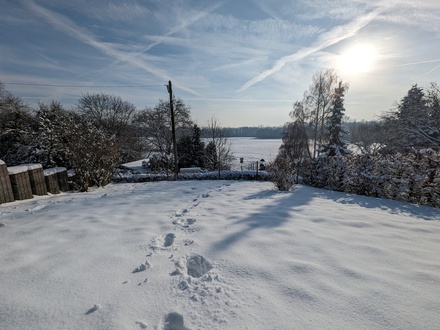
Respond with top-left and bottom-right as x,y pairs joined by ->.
177,125 -> 205,169
205,141 -> 218,171
320,81 -> 351,157
190,124 -> 205,168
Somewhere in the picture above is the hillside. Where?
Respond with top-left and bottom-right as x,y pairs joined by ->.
0,181 -> 439,329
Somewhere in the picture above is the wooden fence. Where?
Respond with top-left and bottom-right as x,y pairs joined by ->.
0,160 -> 68,204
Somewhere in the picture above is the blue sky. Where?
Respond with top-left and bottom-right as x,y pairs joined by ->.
1,0 -> 440,127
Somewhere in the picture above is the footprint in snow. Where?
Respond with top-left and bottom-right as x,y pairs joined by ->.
150,233 -> 176,249
161,312 -> 189,330
171,254 -> 212,279
186,254 -> 212,278
172,218 -> 196,228
85,304 -> 101,315
135,320 -> 149,329
163,233 -> 175,247
132,261 -> 151,273
175,209 -> 189,217
0,223 -> 5,227
201,193 -> 209,198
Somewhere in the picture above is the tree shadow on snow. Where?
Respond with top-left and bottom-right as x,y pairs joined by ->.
210,185 -> 315,254
313,188 -> 440,221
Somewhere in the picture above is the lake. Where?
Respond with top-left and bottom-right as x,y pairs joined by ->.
123,137 -> 282,172
228,137 -> 282,170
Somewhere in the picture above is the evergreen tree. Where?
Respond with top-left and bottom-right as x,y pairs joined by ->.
205,141 -> 218,171
177,134 -> 192,168
320,81 -> 351,157
381,84 -> 440,152
190,124 -> 205,168
177,124 -> 205,169
397,84 -> 428,149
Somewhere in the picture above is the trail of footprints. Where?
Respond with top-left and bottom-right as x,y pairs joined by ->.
126,184 -> 234,329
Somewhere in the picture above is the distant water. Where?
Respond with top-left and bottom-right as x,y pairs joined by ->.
229,137 -> 282,170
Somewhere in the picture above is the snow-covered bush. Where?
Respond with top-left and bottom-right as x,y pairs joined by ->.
267,157 -> 296,191
301,150 -> 440,208
63,113 -> 120,192
147,154 -> 174,174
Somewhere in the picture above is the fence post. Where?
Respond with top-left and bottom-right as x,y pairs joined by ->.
8,165 -> 33,201
44,168 -> 60,194
0,160 -> 14,204
24,164 -> 48,196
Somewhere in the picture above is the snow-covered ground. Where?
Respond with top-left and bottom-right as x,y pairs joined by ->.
0,180 -> 439,330
229,137 -> 281,170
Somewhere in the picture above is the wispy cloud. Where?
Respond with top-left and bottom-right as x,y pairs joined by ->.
237,7 -> 384,92
21,0 -> 199,95
139,1 -> 226,55
397,59 -> 440,79
92,2 -> 150,22
195,14 -> 321,42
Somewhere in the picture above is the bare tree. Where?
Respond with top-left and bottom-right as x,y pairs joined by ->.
203,116 -> 233,171
135,98 -> 193,173
304,69 -> 341,158
76,93 -> 141,162
350,121 -> 387,155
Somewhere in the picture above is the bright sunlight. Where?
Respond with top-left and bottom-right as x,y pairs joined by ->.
337,43 -> 378,75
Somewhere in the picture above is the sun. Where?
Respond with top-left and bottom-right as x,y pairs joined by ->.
337,43 -> 378,75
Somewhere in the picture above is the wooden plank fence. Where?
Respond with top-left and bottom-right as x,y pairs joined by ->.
0,160 -> 69,204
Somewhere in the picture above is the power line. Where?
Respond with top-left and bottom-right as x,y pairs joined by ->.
2,82 -> 164,88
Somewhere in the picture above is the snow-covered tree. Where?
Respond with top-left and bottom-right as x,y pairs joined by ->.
0,83 -> 37,165
36,101 -> 71,168
381,83 -> 440,152
63,113 -> 120,191
320,81 -> 351,157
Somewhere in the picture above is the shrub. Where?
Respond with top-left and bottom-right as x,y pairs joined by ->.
267,157 -> 296,191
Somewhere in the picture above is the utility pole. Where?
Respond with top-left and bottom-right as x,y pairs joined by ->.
167,80 -> 179,179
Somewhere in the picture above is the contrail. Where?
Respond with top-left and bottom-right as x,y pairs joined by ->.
22,0 -> 199,96
140,1 -> 226,54
237,7 -> 383,93
395,59 -> 440,67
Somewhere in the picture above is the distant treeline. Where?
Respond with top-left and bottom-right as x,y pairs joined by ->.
205,126 -> 283,139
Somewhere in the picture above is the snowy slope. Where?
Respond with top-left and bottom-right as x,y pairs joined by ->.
0,181 -> 439,329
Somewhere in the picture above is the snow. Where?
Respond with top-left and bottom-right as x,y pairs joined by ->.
0,180 -> 439,329
22,163 -> 43,171
43,167 -> 67,176
7,165 -> 29,175
229,137 -> 281,170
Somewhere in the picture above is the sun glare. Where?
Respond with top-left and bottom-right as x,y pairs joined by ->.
338,44 -> 378,75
